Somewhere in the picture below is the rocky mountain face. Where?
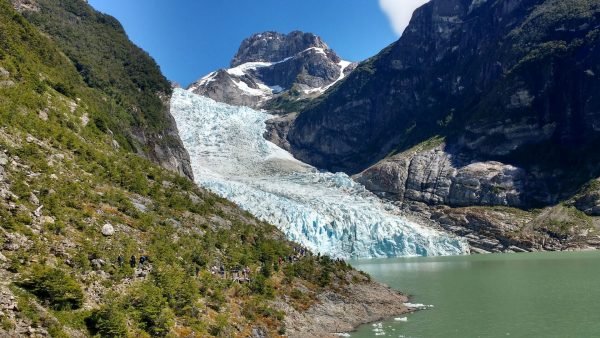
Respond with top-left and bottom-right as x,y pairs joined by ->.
355,143 -> 527,208
279,0 -> 600,252
188,31 -> 356,113
14,0 -> 193,179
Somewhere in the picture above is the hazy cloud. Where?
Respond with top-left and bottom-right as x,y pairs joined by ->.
379,0 -> 430,36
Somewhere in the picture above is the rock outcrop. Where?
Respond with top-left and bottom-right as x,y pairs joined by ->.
0,66 -> 14,88
572,180 -> 600,216
355,144 -> 527,208
231,31 -> 329,67
263,112 -> 297,152
130,100 -> 194,180
188,31 -> 356,113
278,272 -> 409,338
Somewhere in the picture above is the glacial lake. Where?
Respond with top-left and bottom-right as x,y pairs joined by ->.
350,251 -> 600,338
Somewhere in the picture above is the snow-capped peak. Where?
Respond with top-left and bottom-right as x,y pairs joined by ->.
187,31 -> 358,111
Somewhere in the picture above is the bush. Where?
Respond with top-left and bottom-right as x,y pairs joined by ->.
128,282 -> 174,337
150,263 -> 199,315
86,303 -> 128,338
248,275 -> 274,298
20,265 -> 84,310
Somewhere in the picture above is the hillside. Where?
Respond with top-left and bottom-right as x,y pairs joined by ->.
13,0 -> 193,179
281,0 -> 600,252
0,1 -> 407,336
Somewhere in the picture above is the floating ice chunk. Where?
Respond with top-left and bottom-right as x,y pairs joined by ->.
404,303 -> 434,309
372,322 -> 386,335
394,317 -> 408,322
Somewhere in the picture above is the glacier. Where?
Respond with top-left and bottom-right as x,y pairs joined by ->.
170,88 -> 468,258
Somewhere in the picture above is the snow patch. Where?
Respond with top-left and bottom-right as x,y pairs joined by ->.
226,61 -> 273,76
304,59 -> 353,94
269,85 -> 284,93
302,46 -> 328,56
323,60 -> 353,91
231,79 -> 268,97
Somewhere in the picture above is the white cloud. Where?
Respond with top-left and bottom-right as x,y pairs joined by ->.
379,0 -> 430,36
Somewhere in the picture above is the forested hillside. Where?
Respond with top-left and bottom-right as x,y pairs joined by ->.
0,1 -> 405,336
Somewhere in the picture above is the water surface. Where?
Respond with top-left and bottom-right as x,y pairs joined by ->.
351,251 -> 600,337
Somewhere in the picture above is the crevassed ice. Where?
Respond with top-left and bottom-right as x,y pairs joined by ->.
170,88 -> 468,258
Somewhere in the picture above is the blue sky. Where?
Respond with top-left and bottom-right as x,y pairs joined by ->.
88,1 -> 424,87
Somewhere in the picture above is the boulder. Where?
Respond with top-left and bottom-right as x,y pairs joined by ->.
91,258 -> 105,270
0,152 -> 8,166
0,67 -> 9,78
29,193 -> 39,206
38,109 -> 49,121
101,223 -> 115,236
0,80 -> 15,88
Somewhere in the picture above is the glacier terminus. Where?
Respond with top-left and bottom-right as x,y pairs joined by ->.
170,88 -> 468,258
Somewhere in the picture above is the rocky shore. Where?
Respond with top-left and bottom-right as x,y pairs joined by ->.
276,272 -> 409,338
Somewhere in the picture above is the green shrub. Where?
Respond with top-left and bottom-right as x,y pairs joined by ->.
150,263 -> 199,315
86,303 -> 128,338
20,265 -> 84,310
209,313 -> 229,336
248,274 -> 274,298
128,282 -> 174,337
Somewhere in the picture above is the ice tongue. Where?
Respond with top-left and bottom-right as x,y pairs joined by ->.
170,88 -> 468,258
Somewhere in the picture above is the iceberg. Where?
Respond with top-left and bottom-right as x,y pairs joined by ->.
170,88 -> 468,258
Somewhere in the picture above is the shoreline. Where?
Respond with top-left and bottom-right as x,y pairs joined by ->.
279,273 -> 412,338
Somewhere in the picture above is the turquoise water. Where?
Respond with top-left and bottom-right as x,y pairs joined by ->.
350,251 -> 600,338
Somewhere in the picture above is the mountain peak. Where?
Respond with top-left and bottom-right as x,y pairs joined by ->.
231,31 -> 329,67
189,30 -> 356,113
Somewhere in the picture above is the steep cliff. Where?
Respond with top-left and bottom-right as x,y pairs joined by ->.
287,0 -> 600,204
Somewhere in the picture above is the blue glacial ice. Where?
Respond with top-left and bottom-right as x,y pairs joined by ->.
170,88 -> 468,258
